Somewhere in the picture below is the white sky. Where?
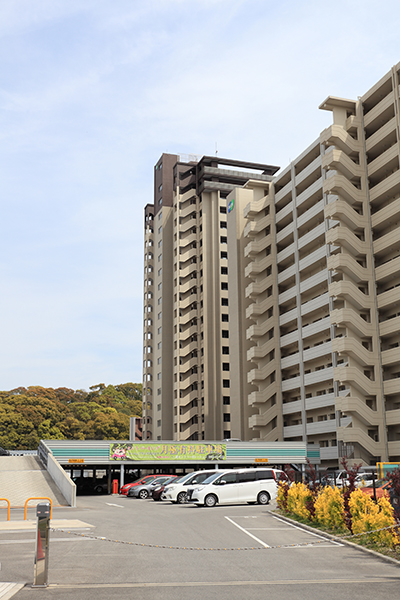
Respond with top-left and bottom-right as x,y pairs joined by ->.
1,0 -> 399,391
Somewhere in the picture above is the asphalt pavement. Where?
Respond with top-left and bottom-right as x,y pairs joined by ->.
0,493 -> 399,600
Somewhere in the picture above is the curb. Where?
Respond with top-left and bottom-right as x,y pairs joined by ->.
274,512 -> 400,567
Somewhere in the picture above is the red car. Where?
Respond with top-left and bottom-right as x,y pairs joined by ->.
360,479 -> 392,499
119,474 -> 171,496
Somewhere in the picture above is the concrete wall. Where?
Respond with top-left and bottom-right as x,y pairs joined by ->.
47,453 -> 76,507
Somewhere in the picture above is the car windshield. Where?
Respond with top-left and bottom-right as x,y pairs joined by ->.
200,472 -> 223,485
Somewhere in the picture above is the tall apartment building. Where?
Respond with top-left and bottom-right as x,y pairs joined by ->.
142,154 -> 278,441
227,63 -> 400,467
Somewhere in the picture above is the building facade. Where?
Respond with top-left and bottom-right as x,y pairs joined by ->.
142,155 -> 278,441
228,63 -> 400,467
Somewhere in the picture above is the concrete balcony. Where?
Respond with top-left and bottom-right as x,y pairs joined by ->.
248,359 -> 276,384
246,318 -> 274,340
319,447 -> 339,460
277,263 -> 296,285
374,228 -> 400,260
244,213 -> 272,238
281,375 -> 301,392
326,226 -> 367,257
306,420 -> 337,436
363,90 -> 394,128
368,143 -> 398,179
296,178 -> 323,209
247,338 -> 275,361
322,148 -> 363,180
283,424 -> 303,438
275,199 -> 294,225
377,286 -> 400,311
323,173 -> 365,206
335,396 -> 381,426
245,277 -> 271,298
298,224 -> 326,254
300,270 -> 329,296
275,179 -> 292,205
369,169 -> 400,206
243,196 -> 269,219
329,308 -> 374,338
246,296 -> 274,320
276,221 -> 295,245
332,337 -> 375,367
383,378 -> 400,396
304,367 -> 334,387
324,199 -> 367,230
302,316 -> 331,341
371,196 -> 400,231
329,281 -> 373,311
381,347 -> 400,366
297,199 -> 324,230
337,425 -> 385,459
320,124 -> 360,155
295,155 -> 322,188
248,382 -> 278,407
248,404 -> 278,428
334,366 -> 380,396
282,400 -> 302,415
365,116 -> 397,154
179,262 -> 197,279
299,245 -> 326,273
376,256 -> 400,285
385,408 -> 400,426
380,315 -> 400,338
245,254 -> 273,278
244,235 -> 270,258
388,440 -> 400,456
178,278 -> 197,295
306,392 -> 335,411
277,242 -> 295,265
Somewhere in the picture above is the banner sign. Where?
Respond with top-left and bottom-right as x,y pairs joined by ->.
110,443 -> 226,462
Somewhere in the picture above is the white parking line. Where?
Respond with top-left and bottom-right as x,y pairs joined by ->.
224,517 -> 270,548
272,515 -> 344,546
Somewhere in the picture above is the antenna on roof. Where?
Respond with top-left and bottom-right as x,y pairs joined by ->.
215,142 -> 218,156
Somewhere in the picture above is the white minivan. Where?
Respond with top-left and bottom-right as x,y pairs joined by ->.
185,468 -> 287,507
162,470 -> 219,503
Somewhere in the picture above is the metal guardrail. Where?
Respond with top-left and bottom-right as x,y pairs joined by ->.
0,498 -> 10,520
24,497 -> 53,520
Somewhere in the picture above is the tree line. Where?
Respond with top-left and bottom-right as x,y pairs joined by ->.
0,383 -> 142,450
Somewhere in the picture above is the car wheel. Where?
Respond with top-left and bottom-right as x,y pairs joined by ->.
204,494 -> 217,507
139,489 -> 149,499
177,492 -> 187,504
94,486 -> 103,494
257,491 -> 270,505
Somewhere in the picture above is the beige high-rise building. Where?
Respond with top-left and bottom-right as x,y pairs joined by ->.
227,63 -> 400,467
142,154 -> 278,441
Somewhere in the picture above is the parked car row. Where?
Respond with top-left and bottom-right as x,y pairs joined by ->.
120,467 -> 288,507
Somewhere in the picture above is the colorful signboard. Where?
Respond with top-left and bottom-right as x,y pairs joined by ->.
110,443 -> 226,462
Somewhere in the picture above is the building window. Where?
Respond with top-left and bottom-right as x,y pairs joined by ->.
222,330 -> 229,338
223,396 -> 230,405
220,236 -> 227,244
220,221 -> 227,229
221,266 -> 228,275
221,298 -> 229,306
222,346 -> 229,354
220,206 -> 227,214
221,282 -> 228,290
221,251 -> 227,259
223,379 -> 230,388
222,314 -> 229,322
223,414 -> 231,422
222,363 -> 230,371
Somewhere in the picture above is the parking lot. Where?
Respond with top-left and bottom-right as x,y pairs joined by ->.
1,494 -> 399,600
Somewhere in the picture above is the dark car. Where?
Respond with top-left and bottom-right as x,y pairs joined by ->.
0,447 -> 11,456
72,476 -> 109,495
152,476 -> 179,501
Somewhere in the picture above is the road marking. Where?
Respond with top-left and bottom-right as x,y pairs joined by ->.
105,503 -> 124,508
224,517 -> 270,548
272,515 -> 343,546
246,527 -> 294,530
48,578 -> 397,589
